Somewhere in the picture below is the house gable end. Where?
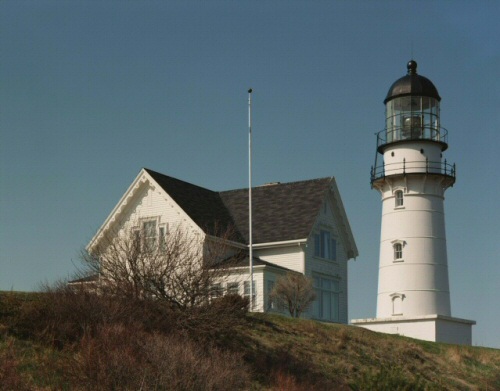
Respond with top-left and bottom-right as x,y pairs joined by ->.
305,179 -> 358,261
87,169 -> 206,252
327,179 -> 358,260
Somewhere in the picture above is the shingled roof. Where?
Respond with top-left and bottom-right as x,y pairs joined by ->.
220,178 -> 332,244
145,168 -> 332,245
144,168 -> 241,240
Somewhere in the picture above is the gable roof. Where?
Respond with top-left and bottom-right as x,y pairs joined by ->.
146,169 -> 334,245
219,178 -> 332,244
90,167 -> 357,258
144,168 -> 241,240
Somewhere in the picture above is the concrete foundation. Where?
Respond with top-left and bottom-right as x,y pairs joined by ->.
352,315 -> 475,345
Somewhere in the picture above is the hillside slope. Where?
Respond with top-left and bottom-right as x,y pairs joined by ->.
237,314 -> 500,390
1,292 -> 499,390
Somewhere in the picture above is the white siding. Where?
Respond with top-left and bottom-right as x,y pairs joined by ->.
304,194 -> 349,323
255,246 -> 304,273
115,182 -> 201,238
215,267 -> 290,313
217,268 -> 267,312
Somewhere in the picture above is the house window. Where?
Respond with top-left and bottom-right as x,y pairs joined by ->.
226,282 -> 239,295
133,228 -> 141,249
394,243 -> 403,261
158,224 -> 167,251
244,280 -> 256,306
266,280 -> 275,310
313,276 -> 340,322
314,230 -> 337,261
210,283 -> 223,299
142,220 -> 157,252
395,190 -> 404,207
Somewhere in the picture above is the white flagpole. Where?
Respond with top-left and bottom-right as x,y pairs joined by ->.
248,88 -> 253,309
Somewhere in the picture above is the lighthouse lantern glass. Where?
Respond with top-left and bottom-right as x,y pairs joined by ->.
386,96 -> 440,143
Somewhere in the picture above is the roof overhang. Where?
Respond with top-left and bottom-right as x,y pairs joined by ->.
251,238 -> 307,249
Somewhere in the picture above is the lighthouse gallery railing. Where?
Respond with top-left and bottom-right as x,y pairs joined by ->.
372,125 -> 454,184
375,125 -> 449,152
371,158 -> 456,184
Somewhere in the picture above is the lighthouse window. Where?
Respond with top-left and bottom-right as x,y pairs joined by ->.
314,230 -> 337,261
394,243 -> 403,260
392,294 -> 404,316
395,190 -> 404,207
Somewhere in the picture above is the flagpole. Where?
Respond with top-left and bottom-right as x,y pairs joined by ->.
248,88 -> 253,309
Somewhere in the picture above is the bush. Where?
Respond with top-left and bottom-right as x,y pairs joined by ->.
1,284 -> 250,389
71,324 -> 250,390
0,339 -> 31,391
176,294 -> 249,342
12,284 -> 173,345
14,283 -> 248,346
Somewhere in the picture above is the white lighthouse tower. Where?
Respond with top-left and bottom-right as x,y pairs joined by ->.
352,60 -> 475,345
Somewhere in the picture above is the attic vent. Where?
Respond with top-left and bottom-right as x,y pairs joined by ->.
260,182 -> 281,187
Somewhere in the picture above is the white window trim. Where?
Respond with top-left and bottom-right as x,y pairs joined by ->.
132,217 -> 163,252
390,293 -> 405,316
158,223 -> 168,250
391,239 -> 406,262
394,188 -> 406,209
244,280 -> 256,307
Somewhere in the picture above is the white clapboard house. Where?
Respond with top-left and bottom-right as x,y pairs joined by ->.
86,168 -> 358,323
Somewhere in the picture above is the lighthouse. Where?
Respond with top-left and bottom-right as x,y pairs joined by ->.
352,60 -> 475,345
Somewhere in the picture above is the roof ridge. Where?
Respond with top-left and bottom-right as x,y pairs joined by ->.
219,176 -> 332,194
144,168 -> 217,194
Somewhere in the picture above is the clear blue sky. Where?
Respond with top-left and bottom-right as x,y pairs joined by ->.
1,1 -> 498,348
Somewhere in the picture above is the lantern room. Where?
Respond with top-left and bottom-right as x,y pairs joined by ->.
377,60 -> 448,152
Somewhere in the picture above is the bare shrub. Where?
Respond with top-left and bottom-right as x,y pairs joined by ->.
15,282 -> 174,346
70,324 -> 250,391
81,224 -> 242,308
0,291 -> 44,339
176,294 -> 249,342
270,272 -> 316,318
0,339 -> 31,391
76,223 -> 249,341
142,333 -> 250,391
71,324 -> 142,389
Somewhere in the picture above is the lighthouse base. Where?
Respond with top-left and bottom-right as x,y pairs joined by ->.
351,315 -> 475,345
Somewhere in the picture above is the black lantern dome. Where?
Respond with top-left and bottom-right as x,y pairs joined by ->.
384,60 -> 441,104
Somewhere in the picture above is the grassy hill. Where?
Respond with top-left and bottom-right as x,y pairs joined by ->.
1,291 -> 499,390
238,314 -> 500,390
